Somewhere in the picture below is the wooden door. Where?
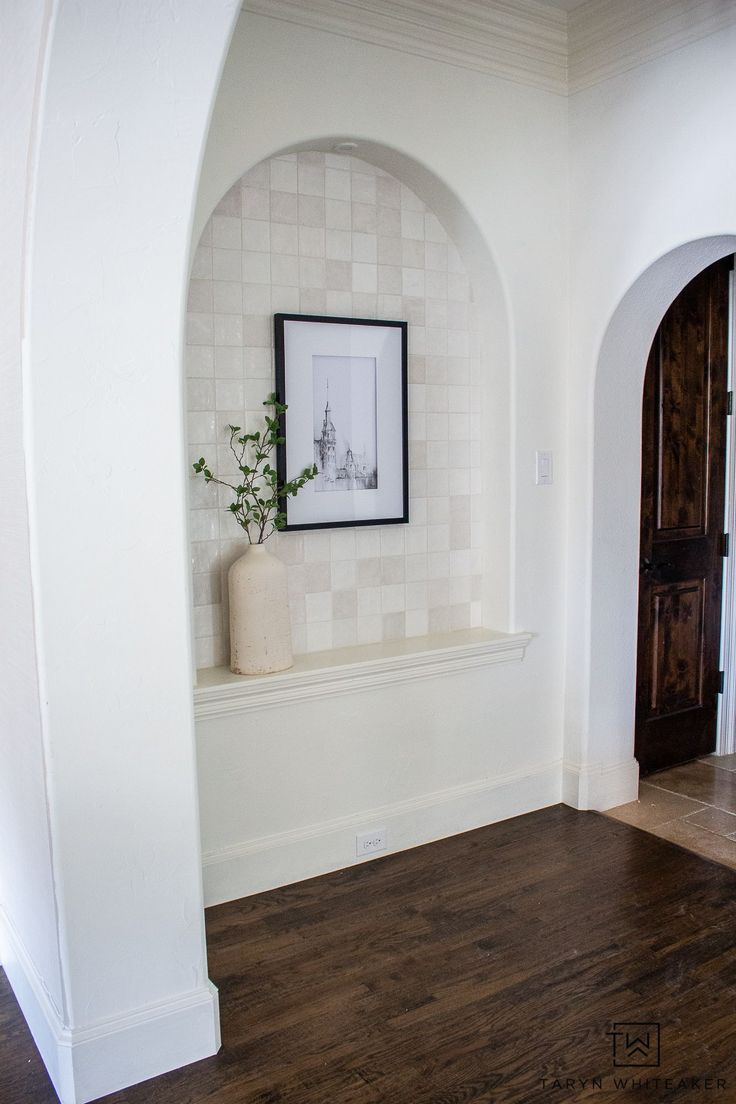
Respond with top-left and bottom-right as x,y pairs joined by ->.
635,257 -> 732,775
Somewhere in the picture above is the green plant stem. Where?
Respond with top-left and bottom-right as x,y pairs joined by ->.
192,394 -> 318,544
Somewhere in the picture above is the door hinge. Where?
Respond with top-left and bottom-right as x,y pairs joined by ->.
721,533 -> 730,557
719,671 -> 726,694
728,391 -> 734,415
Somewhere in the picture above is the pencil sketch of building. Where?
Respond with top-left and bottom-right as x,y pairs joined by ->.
313,358 -> 378,493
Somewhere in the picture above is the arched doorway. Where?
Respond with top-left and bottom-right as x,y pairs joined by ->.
636,257 -> 731,775
586,236 -> 736,797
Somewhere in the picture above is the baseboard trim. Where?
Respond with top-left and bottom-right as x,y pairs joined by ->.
562,758 -> 639,811
202,760 -> 562,905
0,906 -> 74,1103
0,907 -> 220,1104
68,982 -> 220,1104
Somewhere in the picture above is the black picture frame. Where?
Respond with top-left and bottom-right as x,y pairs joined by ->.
275,313 -> 408,531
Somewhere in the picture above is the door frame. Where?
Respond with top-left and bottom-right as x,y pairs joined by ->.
634,257 -> 732,772
569,237 -> 736,812
718,264 -> 736,755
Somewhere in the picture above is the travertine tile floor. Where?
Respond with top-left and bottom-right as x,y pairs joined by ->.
604,754 -> 736,870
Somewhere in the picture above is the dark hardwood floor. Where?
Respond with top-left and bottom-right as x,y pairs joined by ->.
3,805 -> 736,1103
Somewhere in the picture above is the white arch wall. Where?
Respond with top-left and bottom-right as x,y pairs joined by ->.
192,11 -> 571,905
565,24 -> 736,807
0,0 -> 65,1041
1,3 -> 240,1103
589,238 -> 736,779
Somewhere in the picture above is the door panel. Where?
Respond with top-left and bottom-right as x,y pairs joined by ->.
656,303 -> 709,536
635,257 -> 731,775
649,581 -> 705,714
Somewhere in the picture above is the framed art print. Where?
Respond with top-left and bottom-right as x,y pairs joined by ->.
275,314 -> 408,530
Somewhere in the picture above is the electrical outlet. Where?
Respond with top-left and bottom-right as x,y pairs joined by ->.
355,827 -> 387,857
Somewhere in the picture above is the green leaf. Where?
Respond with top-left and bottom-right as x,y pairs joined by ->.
189,407 -> 318,528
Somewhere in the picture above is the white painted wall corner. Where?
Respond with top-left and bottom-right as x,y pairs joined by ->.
562,758 -> 639,812
0,906 -> 220,1104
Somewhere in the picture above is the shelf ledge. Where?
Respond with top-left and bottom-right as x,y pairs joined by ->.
194,628 -> 533,719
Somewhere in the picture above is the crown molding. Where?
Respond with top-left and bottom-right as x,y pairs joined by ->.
569,0 -> 736,94
244,0 -> 736,97
243,0 -> 569,95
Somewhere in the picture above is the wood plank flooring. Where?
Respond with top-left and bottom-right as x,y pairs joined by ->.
3,805 -> 736,1103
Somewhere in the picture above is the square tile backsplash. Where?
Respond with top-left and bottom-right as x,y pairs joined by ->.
187,152 -> 483,669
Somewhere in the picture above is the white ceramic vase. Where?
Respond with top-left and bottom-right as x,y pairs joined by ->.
228,543 -> 293,675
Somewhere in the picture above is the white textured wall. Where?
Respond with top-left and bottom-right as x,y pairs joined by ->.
3,2 -> 240,1101
0,0 -> 65,1021
188,154 -> 483,668
27,0 -> 234,1021
565,25 -> 736,785
198,657 -> 560,905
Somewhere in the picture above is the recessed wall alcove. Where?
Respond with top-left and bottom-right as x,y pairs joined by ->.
187,149 -> 501,670
186,143 -> 544,908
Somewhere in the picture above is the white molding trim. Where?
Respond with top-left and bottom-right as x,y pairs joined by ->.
0,906 -> 220,1104
243,0 -> 569,94
202,758 -> 562,904
562,758 -> 639,811
194,628 -> 534,719
718,265 -> 736,756
568,0 -> 736,94
244,0 -> 736,97
0,907 -> 73,1103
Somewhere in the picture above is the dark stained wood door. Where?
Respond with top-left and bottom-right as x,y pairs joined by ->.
636,257 -> 732,775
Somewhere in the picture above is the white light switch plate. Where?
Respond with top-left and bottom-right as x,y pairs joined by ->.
536,450 -> 553,485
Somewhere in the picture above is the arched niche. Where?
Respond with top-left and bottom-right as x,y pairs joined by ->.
187,138 -> 515,659
584,235 -> 736,800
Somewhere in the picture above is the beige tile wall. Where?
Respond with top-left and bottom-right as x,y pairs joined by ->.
186,152 -> 483,669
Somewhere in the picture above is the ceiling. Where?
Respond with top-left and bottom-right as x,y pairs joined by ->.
537,0 -> 589,10
244,0 -> 736,95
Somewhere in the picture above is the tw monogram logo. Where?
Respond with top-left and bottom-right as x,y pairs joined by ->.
607,1023 -> 661,1068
